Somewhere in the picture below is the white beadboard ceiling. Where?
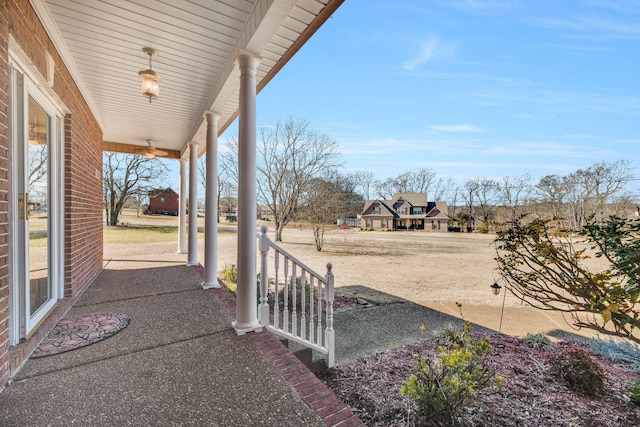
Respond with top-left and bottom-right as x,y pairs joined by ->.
32,0 -> 342,158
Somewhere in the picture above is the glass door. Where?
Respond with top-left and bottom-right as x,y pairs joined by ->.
10,64 -> 63,342
26,96 -> 51,318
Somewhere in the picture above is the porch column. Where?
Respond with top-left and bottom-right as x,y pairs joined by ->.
202,111 -> 221,289
187,141 -> 199,267
233,51 -> 262,335
177,158 -> 187,254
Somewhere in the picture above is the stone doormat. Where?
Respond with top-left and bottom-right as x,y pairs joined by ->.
32,312 -> 130,358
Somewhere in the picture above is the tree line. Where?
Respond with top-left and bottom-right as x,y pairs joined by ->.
103,117 -> 638,241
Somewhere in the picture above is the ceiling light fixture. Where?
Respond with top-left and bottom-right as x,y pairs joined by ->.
138,47 -> 160,103
28,117 -> 40,146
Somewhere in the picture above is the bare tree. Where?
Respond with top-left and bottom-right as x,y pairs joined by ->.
460,178 -> 480,232
374,177 -> 396,200
198,154 -> 237,222
303,173 -> 362,251
500,174 -> 533,220
576,160 -> 634,221
407,168 -> 437,193
536,161 -> 634,230
103,152 -> 169,226
536,174 -> 569,229
431,176 -> 457,203
256,117 -> 341,241
28,144 -> 48,189
353,170 -> 375,200
374,168 -> 438,199
475,177 -> 500,229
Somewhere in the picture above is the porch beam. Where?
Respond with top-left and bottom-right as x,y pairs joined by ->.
103,141 -> 180,159
233,51 -> 262,335
186,141 -> 199,267
202,112 -> 221,289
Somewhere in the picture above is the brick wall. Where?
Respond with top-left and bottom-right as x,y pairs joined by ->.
0,0 -> 10,389
0,0 -> 104,388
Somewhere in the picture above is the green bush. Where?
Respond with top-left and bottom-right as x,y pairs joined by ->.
547,348 -> 605,397
523,333 -> 555,350
400,322 -> 502,426
220,264 -> 237,285
628,380 -> 640,405
277,277 -> 321,312
220,264 -> 264,303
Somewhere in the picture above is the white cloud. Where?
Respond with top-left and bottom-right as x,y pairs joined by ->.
430,124 -> 486,133
402,36 -> 456,70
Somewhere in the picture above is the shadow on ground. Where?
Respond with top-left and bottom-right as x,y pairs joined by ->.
331,285 -> 496,363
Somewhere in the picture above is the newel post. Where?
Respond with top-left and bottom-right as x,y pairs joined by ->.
259,226 -> 270,327
324,262 -> 335,368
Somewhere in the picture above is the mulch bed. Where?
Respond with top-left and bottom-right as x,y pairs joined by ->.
320,333 -> 640,426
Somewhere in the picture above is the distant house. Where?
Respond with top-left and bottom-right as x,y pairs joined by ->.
148,188 -> 179,215
361,193 -> 448,232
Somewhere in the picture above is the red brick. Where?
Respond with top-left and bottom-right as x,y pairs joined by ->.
310,394 -> 339,411
330,415 -> 364,426
322,407 -> 353,425
0,0 -> 103,388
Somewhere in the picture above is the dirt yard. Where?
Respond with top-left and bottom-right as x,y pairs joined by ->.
105,217 -> 611,340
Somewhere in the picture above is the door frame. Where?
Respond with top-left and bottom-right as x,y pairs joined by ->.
9,44 -> 66,344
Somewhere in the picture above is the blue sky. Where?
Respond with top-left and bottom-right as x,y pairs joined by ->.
176,1 -> 640,194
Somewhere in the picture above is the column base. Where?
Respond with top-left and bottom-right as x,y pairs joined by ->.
202,280 -> 222,289
186,261 -> 199,267
232,320 -> 263,336
177,250 -> 187,254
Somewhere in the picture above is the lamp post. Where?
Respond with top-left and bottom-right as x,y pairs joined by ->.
491,282 -> 506,334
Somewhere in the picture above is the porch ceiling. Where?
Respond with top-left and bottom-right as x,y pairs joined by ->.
34,0 -> 342,158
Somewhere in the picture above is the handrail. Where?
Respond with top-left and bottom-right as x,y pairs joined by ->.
265,239 -> 327,283
257,226 -> 335,367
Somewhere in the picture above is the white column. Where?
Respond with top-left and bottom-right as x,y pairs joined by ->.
202,111 -> 221,289
233,51 -> 262,335
186,141 -> 199,266
177,158 -> 187,254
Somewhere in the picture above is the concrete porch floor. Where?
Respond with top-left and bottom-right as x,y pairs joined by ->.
0,257 -> 362,426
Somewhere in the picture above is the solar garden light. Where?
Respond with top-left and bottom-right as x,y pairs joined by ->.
491,281 -> 506,334
491,282 -> 502,295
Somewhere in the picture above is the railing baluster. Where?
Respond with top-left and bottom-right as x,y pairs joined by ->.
300,271 -> 307,340
291,263 -> 297,336
308,275 -> 315,343
258,226 -> 270,327
325,263 -> 335,368
273,251 -> 280,330
316,279 -> 323,346
283,257 -> 289,333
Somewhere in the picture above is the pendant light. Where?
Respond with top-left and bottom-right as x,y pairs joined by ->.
138,47 -> 160,103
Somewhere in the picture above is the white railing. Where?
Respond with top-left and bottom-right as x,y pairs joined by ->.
257,226 -> 335,367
